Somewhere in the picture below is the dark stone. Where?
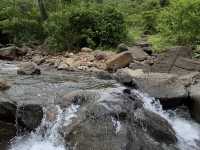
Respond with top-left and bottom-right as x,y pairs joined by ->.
0,102 -> 17,123
17,104 -> 43,131
0,121 -> 16,149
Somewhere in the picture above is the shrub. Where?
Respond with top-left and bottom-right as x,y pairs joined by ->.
0,0 -> 46,44
158,0 -> 200,46
45,4 -> 127,51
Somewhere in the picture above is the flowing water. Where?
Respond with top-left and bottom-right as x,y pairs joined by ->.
133,90 -> 200,150
0,61 -> 200,150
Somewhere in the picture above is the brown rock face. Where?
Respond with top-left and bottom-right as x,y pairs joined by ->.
106,51 -> 133,72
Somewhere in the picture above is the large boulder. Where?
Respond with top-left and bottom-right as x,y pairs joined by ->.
64,89 -> 178,150
115,68 -> 188,108
17,104 -> 43,131
17,62 -> 41,75
152,46 -> 192,73
106,51 -> 133,71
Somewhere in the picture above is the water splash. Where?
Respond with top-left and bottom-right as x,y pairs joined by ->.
9,105 -> 79,150
133,90 -> 200,150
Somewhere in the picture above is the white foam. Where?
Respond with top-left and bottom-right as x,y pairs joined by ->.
133,90 -> 200,150
9,105 -> 79,150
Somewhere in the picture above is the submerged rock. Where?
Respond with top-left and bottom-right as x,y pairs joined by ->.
17,62 -> 41,75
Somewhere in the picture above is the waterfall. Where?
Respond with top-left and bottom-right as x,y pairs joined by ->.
9,105 -> 79,150
7,88 -> 200,150
133,90 -> 200,150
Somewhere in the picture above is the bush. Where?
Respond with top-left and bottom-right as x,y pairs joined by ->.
158,0 -> 200,46
46,4 -> 127,51
0,0 -> 46,44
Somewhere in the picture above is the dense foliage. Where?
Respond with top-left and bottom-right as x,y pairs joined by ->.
0,0 -> 200,52
46,4 -> 126,51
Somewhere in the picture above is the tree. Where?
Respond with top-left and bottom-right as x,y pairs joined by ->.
38,0 -> 48,21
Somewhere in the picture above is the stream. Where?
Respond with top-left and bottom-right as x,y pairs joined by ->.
0,60 -> 200,150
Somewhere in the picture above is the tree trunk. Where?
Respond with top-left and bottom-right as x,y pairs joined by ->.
38,0 -> 48,21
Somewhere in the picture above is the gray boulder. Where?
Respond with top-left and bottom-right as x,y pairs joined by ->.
63,89 -> 178,150
115,68 -> 188,108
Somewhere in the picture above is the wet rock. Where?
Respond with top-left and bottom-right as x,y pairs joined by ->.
17,62 -> 41,75
133,109 -> 177,144
64,89 -> 178,150
115,68 -> 188,108
117,43 -> 129,53
81,47 -> 93,53
17,104 -> 43,131
0,80 -> 10,91
106,51 -> 132,72
0,101 -> 17,123
190,83 -> 200,123
63,90 -> 99,107
0,121 -> 16,148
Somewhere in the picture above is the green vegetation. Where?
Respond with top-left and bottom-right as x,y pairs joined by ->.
0,0 -> 200,53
